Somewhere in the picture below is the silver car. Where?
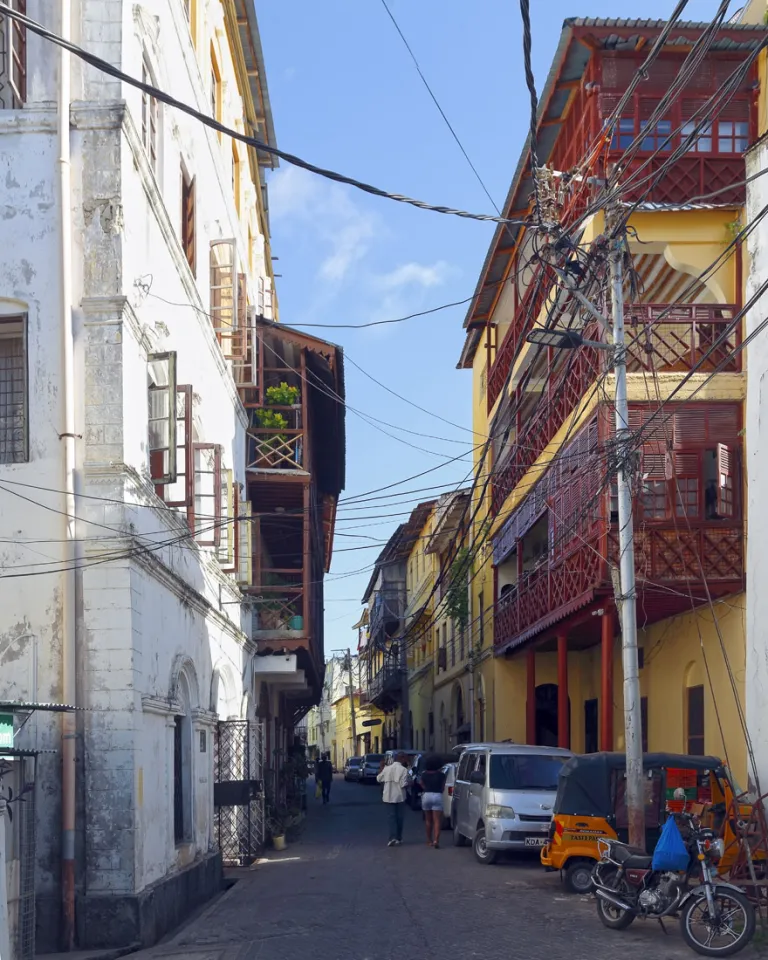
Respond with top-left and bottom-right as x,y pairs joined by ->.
451,743 -> 572,864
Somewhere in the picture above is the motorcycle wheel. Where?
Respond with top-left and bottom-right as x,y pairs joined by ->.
680,888 -> 755,957
596,871 -> 636,931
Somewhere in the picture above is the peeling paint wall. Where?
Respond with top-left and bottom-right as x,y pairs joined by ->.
746,141 -> 768,794
0,0 -> 273,945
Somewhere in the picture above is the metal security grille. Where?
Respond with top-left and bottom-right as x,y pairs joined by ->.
214,720 -> 264,865
16,756 -> 35,960
0,317 -> 27,463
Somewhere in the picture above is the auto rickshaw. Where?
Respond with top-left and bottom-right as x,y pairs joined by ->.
541,752 -> 754,894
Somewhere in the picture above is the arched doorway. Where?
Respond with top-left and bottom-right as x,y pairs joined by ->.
535,684 -> 569,747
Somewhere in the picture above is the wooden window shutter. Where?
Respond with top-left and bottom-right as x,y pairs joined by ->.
165,385 -> 194,513
182,172 -> 196,275
437,647 -> 447,671
236,499 -> 253,586
148,352 -> 178,487
191,442 -> 222,546
218,469 -> 236,569
717,443 -> 734,518
237,273 -> 247,329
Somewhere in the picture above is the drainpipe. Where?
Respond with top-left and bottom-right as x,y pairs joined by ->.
58,0 -> 77,948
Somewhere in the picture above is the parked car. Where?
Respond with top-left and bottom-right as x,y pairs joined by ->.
344,756 -> 363,782
406,752 -> 458,810
384,748 -> 420,767
441,762 -> 457,828
451,743 -> 573,864
359,753 -> 385,784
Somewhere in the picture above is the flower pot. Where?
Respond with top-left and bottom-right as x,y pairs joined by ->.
289,615 -> 303,631
272,834 -> 287,851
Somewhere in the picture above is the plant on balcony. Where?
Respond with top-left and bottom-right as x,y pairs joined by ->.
254,407 -> 289,446
265,382 -> 300,407
445,546 -> 471,629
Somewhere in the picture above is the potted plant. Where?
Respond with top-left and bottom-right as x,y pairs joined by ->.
266,804 -> 291,851
265,382 -> 300,407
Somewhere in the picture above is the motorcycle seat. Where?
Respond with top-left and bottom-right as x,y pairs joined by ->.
611,843 -> 653,869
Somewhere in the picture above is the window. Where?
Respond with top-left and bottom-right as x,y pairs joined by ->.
217,469 -> 235,568
163,385 -> 193,513
0,316 -> 27,463
640,119 -> 672,153
232,143 -> 241,215
141,56 -> 159,173
210,47 -> 222,140
717,120 -> 748,155
642,480 -> 667,520
173,716 -> 185,842
478,591 -> 484,648
0,0 -> 27,108
450,622 -> 456,667
191,442 -> 223,546
611,117 -> 634,150
682,121 -> 713,154
236,498 -> 253,586
148,352 -> 178,486
210,239 -> 236,344
687,685 -> 705,756
181,167 -> 196,275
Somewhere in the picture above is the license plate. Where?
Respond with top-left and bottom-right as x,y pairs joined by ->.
524,837 -> 547,846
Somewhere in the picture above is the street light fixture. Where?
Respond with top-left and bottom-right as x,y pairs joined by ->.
526,328 -> 612,351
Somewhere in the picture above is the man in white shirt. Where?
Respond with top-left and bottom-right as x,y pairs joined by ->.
377,752 -> 410,846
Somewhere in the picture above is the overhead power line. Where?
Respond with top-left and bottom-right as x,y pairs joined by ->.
0,2 -> 537,228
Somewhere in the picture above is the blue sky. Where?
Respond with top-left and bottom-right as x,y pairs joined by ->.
256,0 -> 732,650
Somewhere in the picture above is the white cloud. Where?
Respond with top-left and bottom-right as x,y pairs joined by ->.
374,260 -> 450,291
270,165 -> 376,284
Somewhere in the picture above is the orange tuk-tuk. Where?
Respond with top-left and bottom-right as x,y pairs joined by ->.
541,752 -> 752,894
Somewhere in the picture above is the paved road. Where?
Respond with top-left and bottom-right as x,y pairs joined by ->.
134,777 -> 702,960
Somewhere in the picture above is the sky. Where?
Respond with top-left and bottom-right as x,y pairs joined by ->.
256,0 -> 736,653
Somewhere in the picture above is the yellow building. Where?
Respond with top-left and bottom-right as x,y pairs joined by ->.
457,17 -> 754,784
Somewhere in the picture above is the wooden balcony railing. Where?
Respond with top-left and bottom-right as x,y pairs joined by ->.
367,662 -> 403,705
609,523 -> 743,584
247,568 -> 305,634
246,406 -> 304,471
625,303 -> 740,373
493,538 -> 605,653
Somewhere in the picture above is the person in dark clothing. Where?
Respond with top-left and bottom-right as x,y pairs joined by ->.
317,753 -> 333,803
420,755 -> 447,848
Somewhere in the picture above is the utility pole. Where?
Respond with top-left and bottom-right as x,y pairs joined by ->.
345,649 -> 358,757
608,213 -> 644,851
399,632 -> 411,750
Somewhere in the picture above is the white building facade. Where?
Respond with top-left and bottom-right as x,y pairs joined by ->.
0,0 -> 277,951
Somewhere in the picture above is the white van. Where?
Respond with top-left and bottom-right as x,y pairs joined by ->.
452,743 -> 573,864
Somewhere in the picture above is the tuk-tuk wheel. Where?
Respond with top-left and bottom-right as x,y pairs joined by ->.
564,858 -> 595,895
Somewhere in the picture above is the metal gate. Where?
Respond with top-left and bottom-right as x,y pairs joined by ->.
213,720 -> 264,865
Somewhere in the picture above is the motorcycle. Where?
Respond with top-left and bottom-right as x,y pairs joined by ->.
593,811 -> 755,956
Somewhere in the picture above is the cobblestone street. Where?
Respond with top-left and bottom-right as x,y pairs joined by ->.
130,778 -> 697,960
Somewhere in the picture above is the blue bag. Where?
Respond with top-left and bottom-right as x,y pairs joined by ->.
651,816 -> 689,872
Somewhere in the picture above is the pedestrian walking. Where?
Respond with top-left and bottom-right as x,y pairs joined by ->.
377,751 -> 409,846
317,753 -> 333,804
419,756 -> 447,848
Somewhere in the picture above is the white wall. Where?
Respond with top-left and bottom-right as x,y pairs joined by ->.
745,140 -> 768,794
0,0 -> 274,937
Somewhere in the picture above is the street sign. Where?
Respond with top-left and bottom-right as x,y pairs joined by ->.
0,713 -> 14,749
361,719 -> 382,727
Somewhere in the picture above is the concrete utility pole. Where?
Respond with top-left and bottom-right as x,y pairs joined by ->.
345,650 -> 358,756
608,219 -> 644,851
399,634 -> 411,750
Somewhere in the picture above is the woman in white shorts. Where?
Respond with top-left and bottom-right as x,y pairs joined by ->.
420,755 -> 447,848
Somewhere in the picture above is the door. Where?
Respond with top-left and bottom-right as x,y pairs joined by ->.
584,699 -> 598,754
466,752 -> 487,840
453,751 -> 472,832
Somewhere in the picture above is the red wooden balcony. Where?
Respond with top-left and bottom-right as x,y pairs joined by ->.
492,402 -> 744,656
490,302 -> 740,516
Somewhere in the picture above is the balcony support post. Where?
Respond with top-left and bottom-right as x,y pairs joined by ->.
557,634 -> 569,749
302,482 -> 310,629
601,611 -> 614,751
526,647 -> 536,745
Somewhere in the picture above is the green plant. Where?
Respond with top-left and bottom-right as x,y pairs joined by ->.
445,546 -> 471,629
265,382 -> 300,406
266,801 -> 302,838
254,407 -> 289,451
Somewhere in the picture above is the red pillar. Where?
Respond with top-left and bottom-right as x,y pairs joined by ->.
526,648 -> 536,744
557,634 -> 569,749
601,612 -> 614,751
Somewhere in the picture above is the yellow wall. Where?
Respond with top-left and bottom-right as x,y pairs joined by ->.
466,199 -> 747,761
491,594 -> 747,786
